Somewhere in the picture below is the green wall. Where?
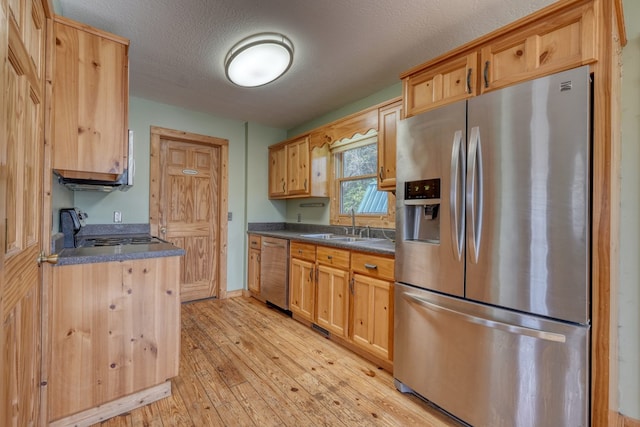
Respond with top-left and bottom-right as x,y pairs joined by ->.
619,0 -> 639,419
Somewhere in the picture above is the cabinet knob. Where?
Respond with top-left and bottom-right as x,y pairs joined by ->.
160,227 -> 167,234
37,252 -> 59,266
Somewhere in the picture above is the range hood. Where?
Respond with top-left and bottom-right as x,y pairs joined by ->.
56,131 -> 135,192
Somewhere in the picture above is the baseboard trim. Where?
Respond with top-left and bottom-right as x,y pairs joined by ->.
49,381 -> 172,427
225,289 -> 244,299
620,413 -> 640,427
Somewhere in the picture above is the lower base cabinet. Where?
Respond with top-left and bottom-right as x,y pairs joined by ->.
290,257 -> 315,321
351,274 -> 393,361
316,264 -> 349,337
46,257 -> 181,422
284,239 -> 395,368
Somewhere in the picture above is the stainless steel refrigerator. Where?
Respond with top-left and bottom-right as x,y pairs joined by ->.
394,66 -> 591,427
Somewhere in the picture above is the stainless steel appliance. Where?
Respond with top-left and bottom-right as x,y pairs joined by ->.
394,66 -> 591,427
260,236 -> 290,311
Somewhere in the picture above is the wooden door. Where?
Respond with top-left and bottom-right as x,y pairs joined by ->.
1,0 -> 47,425
150,127 -> 229,302
315,264 -> 349,337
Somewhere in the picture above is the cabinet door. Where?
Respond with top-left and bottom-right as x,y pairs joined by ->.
52,17 -> 129,179
480,2 -> 595,93
248,248 -> 261,295
377,100 -> 402,191
287,137 -> 310,195
289,257 -> 315,321
315,264 -> 349,337
403,51 -> 476,117
351,274 -> 393,361
268,144 -> 287,197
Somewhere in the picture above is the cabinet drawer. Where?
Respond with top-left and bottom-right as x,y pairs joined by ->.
351,252 -> 395,281
316,246 -> 350,269
291,241 -> 316,262
249,234 -> 261,249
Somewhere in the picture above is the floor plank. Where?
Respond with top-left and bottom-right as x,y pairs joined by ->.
97,296 -> 462,427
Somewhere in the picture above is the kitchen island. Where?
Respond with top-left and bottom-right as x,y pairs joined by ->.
44,229 -> 184,426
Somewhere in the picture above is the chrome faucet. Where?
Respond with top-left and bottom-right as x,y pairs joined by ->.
350,208 -> 356,235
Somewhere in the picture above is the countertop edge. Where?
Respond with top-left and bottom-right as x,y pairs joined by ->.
248,230 -> 395,256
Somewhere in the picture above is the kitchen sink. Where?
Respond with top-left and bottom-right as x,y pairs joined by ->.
299,233 -> 389,245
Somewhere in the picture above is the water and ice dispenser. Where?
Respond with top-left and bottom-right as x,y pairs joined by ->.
402,178 -> 441,244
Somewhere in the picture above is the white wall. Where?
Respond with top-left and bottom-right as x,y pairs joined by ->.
619,0 -> 640,419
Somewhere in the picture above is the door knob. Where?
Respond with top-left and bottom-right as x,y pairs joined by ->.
37,252 -> 59,266
160,227 -> 167,234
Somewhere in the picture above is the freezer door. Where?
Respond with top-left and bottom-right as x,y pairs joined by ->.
466,66 -> 590,324
396,100 -> 466,297
394,283 -> 590,427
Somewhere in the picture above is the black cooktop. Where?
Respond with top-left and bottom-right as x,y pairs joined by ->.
79,235 -> 162,247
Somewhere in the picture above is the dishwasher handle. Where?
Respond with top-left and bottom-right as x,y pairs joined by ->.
262,241 -> 286,249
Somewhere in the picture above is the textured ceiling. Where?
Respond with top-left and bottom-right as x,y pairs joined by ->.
56,0 -> 557,130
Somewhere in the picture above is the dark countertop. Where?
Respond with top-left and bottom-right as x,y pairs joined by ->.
55,241 -> 185,266
248,229 -> 395,256
53,224 -> 185,266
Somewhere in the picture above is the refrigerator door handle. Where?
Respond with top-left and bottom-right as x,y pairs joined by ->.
466,126 -> 484,264
403,292 -> 567,343
449,130 -> 465,261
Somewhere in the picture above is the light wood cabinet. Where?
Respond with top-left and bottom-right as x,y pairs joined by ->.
268,136 -> 329,199
403,52 -> 477,117
268,144 -> 287,197
286,136 -> 310,195
290,257 -> 315,321
314,246 -> 350,337
51,16 -> 129,181
316,263 -> 349,337
402,2 -> 597,117
46,257 -> 181,423
247,234 -> 261,297
350,252 -> 394,361
480,2 -> 596,93
289,242 -> 316,321
377,99 -> 402,191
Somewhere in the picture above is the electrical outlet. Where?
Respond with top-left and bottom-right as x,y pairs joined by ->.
228,212 -> 232,221
114,211 -> 122,223
297,213 -> 301,223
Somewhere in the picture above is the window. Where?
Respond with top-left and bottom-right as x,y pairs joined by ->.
330,132 -> 394,229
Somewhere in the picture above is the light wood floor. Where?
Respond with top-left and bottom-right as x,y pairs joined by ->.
96,296 -> 462,426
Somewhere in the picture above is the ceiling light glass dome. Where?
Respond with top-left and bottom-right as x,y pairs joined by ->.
224,33 -> 294,87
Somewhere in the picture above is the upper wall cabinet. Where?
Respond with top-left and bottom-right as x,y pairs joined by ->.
480,2 -> 596,93
402,52 -> 476,118
377,99 -> 402,191
401,1 -> 597,118
51,16 -> 129,181
268,135 -> 329,199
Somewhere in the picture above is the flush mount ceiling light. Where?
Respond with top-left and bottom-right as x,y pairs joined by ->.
224,32 -> 294,87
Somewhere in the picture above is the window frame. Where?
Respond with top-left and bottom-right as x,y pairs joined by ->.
329,131 -> 395,229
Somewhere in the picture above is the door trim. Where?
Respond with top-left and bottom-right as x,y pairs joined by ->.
149,126 -> 229,299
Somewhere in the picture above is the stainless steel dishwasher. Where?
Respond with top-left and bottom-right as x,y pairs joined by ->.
259,236 -> 289,311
